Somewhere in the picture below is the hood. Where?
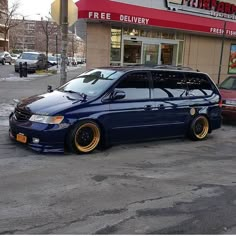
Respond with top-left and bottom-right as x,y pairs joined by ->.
15,59 -> 38,65
219,89 -> 236,100
17,90 -> 88,115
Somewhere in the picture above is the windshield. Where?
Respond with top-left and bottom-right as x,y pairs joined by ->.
20,53 -> 39,60
219,77 -> 236,90
57,69 -> 123,97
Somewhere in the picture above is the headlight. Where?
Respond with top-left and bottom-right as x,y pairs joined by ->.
29,115 -> 64,124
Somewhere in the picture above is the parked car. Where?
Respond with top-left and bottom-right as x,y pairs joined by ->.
10,53 -> 20,63
218,76 -> 236,121
9,66 -> 222,154
47,55 -> 58,67
14,52 -> 47,73
0,51 -> 13,65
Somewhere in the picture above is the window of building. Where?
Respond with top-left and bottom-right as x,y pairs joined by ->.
116,72 -> 150,100
111,28 -> 121,62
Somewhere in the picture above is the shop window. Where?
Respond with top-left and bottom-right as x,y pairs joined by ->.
162,32 -> 175,39
111,28 -> 121,62
176,32 -> 184,40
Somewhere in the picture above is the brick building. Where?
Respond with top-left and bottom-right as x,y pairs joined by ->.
9,18 -> 85,58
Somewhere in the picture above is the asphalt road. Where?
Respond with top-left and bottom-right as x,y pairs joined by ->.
0,64 -> 17,79
0,68 -> 236,234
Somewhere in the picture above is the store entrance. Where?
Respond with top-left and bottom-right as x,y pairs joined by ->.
160,44 -> 177,65
123,40 -> 142,64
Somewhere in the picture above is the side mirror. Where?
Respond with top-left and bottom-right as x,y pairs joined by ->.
112,90 -> 126,100
47,85 -> 53,93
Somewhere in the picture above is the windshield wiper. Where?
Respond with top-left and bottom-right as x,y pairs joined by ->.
64,90 -> 87,101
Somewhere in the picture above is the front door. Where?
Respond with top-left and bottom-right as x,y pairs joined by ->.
106,71 -> 156,143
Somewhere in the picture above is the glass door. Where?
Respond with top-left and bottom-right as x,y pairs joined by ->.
160,43 -> 178,65
123,40 -> 142,65
142,44 -> 159,66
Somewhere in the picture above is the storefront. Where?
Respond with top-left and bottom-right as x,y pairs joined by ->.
75,0 -> 236,83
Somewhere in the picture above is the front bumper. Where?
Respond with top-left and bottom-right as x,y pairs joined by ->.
9,113 -> 69,153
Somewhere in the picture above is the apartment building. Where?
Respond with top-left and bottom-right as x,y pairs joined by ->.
9,18 -> 85,58
0,0 -> 8,51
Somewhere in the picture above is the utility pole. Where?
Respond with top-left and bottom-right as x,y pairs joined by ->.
60,0 -> 68,85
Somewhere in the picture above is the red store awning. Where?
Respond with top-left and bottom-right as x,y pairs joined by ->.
75,0 -> 236,37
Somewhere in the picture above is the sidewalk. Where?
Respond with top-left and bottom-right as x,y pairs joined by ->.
0,66 -> 86,126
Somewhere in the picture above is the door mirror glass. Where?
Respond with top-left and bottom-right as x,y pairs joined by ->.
112,90 -> 126,100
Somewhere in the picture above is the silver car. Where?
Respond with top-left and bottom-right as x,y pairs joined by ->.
14,52 -> 47,73
0,51 -> 13,65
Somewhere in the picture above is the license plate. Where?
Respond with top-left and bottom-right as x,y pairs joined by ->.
16,133 -> 27,143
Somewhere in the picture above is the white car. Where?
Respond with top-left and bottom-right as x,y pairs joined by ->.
0,51 -> 13,65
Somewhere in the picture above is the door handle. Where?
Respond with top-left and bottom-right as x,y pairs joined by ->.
157,104 -> 165,110
144,105 -> 153,111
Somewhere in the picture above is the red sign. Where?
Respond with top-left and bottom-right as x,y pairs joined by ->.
76,0 -> 236,37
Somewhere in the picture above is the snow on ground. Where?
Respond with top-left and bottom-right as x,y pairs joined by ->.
0,103 -> 15,126
0,64 -> 85,82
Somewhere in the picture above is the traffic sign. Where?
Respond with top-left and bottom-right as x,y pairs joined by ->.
51,0 -> 78,26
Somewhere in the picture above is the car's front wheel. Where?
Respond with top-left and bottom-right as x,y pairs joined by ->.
189,115 -> 209,141
2,59 -> 5,65
67,121 -> 101,154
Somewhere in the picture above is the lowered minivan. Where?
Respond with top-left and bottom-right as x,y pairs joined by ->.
9,66 -> 222,154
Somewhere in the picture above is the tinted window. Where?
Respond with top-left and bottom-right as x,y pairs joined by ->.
116,72 -> 150,100
58,69 -> 123,97
152,71 -> 187,98
185,73 -> 214,96
219,77 -> 236,90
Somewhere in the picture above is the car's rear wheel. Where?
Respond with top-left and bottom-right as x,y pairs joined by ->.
189,115 -> 209,141
67,121 -> 101,154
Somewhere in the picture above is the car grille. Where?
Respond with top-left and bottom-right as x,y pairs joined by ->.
14,107 -> 32,121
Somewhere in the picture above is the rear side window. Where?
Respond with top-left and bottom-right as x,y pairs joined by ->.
185,73 -> 215,96
152,71 -> 187,98
116,72 -> 150,100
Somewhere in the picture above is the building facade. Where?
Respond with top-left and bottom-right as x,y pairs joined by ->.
0,0 -> 8,51
75,0 -> 236,83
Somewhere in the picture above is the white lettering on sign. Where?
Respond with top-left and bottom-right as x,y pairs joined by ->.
120,15 -> 149,25
210,27 -> 236,36
88,12 -> 111,20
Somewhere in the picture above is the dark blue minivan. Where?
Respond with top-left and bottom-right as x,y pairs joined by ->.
9,66 -> 222,154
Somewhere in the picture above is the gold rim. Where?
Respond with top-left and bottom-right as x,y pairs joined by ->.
75,123 -> 100,153
193,117 -> 209,139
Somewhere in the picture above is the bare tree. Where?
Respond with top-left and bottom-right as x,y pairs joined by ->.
37,18 -> 60,69
0,0 -> 21,51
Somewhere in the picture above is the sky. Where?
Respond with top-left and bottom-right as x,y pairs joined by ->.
9,0 -> 77,20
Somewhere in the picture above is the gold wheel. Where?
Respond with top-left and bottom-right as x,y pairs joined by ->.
193,116 -> 209,140
74,122 -> 100,153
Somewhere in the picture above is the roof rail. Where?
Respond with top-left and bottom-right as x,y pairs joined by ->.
154,65 -> 196,71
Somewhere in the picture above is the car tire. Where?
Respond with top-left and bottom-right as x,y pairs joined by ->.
2,59 -> 5,65
67,121 -> 101,154
188,115 -> 209,141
